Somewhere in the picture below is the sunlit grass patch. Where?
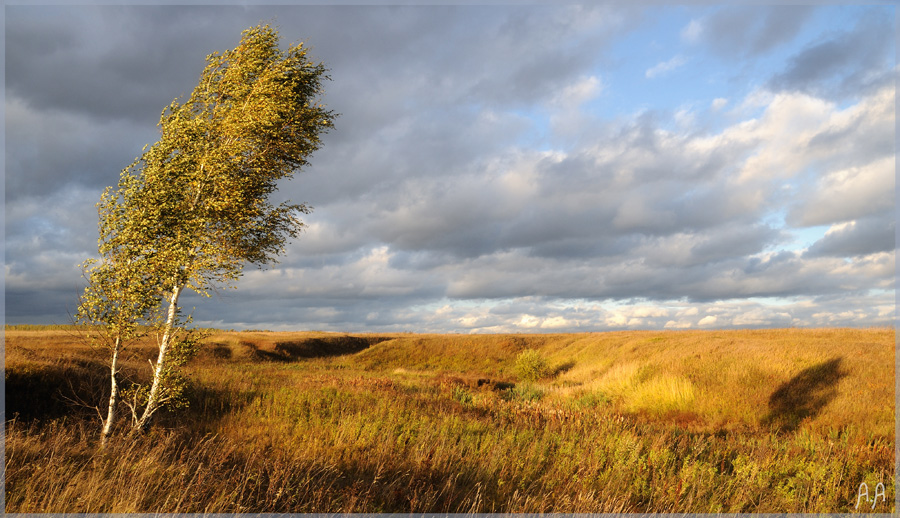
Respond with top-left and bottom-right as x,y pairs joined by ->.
590,361 -> 645,399
625,374 -> 697,415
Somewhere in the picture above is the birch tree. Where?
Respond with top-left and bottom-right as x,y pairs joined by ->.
77,24 -> 335,441
76,239 -> 162,447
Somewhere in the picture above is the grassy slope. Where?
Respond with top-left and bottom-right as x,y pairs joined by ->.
350,329 -> 894,434
4,327 -> 895,513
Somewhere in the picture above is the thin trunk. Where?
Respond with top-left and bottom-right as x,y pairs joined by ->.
100,336 -> 121,448
135,284 -> 184,431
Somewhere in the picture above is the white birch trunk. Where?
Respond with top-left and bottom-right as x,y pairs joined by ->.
135,284 -> 184,431
100,336 -> 121,448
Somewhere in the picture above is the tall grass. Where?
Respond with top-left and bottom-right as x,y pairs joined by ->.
5,327 -> 894,513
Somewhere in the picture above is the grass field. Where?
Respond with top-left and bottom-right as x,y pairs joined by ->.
4,326 -> 895,513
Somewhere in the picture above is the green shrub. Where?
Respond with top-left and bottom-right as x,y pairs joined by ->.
515,349 -> 550,381
451,385 -> 474,406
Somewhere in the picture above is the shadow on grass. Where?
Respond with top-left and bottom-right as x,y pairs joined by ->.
208,343 -> 233,359
552,360 -> 576,377
763,356 -> 845,433
5,352 -> 247,429
250,336 -> 393,362
162,381 -> 258,434
5,359 -> 108,421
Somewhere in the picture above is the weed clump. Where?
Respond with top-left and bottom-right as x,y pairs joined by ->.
451,385 -> 474,406
515,349 -> 550,382
574,391 -> 610,409
502,384 -> 546,402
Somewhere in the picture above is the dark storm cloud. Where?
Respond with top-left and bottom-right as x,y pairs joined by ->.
5,6 -> 257,199
4,186 -> 105,325
5,187 -> 101,269
6,6 -> 249,123
5,98 -> 157,198
5,288 -> 82,324
767,11 -> 894,99
186,285 -> 440,333
6,3 -> 634,200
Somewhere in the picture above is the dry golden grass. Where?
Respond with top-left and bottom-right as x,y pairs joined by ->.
4,326 -> 894,513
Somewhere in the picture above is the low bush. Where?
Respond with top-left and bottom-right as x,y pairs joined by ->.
515,349 -> 551,381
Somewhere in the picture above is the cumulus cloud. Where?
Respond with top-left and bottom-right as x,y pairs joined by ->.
195,291 -> 894,334
271,75 -> 894,313
789,156 -> 894,227
5,4 -> 894,332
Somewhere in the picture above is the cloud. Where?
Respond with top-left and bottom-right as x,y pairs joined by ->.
547,75 -> 604,137
5,5 -> 894,332
191,290 -> 895,333
767,10 -> 894,100
701,5 -> 815,57
645,55 -> 686,79
697,315 -> 717,326
6,6 -> 250,124
4,186 -> 105,324
788,156 -> 894,227
116,79 -> 900,327
805,218 -> 896,258
681,18 -> 702,44
732,85 -> 894,187
5,95 -> 158,198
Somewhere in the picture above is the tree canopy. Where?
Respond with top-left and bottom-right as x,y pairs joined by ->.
77,24 -> 335,440
106,24 -> 334,295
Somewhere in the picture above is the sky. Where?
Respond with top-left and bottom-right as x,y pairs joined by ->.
4,2 -> 897,333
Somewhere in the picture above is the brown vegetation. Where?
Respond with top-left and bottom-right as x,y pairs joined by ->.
5,327 -> 894,513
